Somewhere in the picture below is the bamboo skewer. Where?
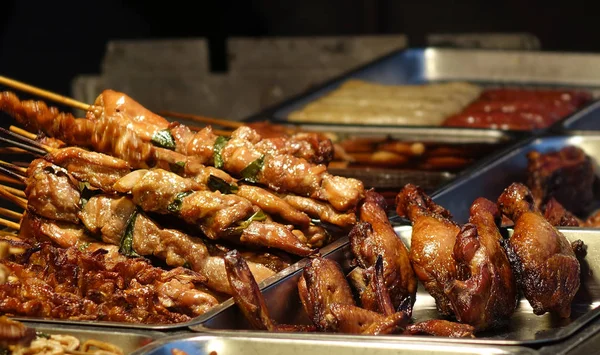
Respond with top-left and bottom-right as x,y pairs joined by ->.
0,175 -> 24,186
9,126 -> 37,141
0,184 -> 25,199
0,207 -> 23,220
0,160 -> 27,174
0,217 -> 20,231
160,110 -> 243,129
0,186 -> 27,210
0,147 -> 30,155
0,76 -> 93,112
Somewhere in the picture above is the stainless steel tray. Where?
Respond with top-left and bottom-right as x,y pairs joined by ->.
560,100 -> 600,131
297,124 -> 516,192
132,332 -> 538,355
7,233 -> 351,331
190,226 -> 600,346
18,321 -> 165,354
432,133 -> 600,224
245,48 -> 600,133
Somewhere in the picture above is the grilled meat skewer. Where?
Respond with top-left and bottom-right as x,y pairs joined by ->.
21,161 -> 282,294
24,149 -> 322,256
1,91 -> 364,212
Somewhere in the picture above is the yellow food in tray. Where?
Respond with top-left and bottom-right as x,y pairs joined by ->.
288,80 -> 482,125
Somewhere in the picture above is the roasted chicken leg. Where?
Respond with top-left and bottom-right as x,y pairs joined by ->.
445,198 -> 518,330
498,183 -> 581,318
396,184 -> 459,316
349,190 -> 417,315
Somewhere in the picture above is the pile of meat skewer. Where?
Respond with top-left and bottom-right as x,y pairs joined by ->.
0,89 -> 366,324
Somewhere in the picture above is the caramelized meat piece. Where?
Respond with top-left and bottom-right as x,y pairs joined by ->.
93,89 -> 169,142
46,147 -> 132,192
283,195 -> 357,229
404,320 -> 475,338
445,198 -> 518,330
236,185 -> 311,229
79,194 -> 275,295
0,242 -> 218,323
526,146 -> 595,215
349,190 -> 417,315
329,304 -> 409,335
25,159 -> 81,224
396,184 -> 459,316
239,221 -> 316,257
498,183 -> 581,318
543,197 -> 581,227
298,258 -> 355,332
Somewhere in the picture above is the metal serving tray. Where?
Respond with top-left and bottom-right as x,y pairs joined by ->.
18,321 -> 165,353
300,124 -> 516,193
245,48 -> 600,132
560,100 -> 600,131
432,133 -> 600,224
7,232 -> 351,331
131,333 -> 537,355
191,226 -> 600,346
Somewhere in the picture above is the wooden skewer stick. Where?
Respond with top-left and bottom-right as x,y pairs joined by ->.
0,230 -> 20,239
0,147 -> 29,155
0,207 -> 22,220
0,217 -> 20,231
9,126 -> 37,141
0,75 -> 93,112
0,186 -> 27,209
0,175 -> 24,186
160,110 -> 243,129
0,184 -> 25,198
0,160 -> 27,174
0,127 -> 54,153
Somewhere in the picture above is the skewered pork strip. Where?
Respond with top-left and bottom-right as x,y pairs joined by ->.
22,163 -> 281,294
26,149 -> 320,255
1,91 -> 364,212
94,89 -> 334,165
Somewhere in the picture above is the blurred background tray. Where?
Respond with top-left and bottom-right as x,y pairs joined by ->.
247,48 -> 600,132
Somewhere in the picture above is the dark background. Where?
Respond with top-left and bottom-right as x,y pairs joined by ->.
0,0 -> 597,95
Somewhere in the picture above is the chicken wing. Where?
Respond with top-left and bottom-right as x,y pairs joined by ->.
349,190 -> 417,315
396,184 -> 459,316
498,183 -> 581,318
445,198 -> 518,330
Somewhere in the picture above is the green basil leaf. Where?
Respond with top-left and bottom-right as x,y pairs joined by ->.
36,332 -> 51,339
213,136 -> 230,169
167,191 -> 194,213
240,155 -> 265,183
207,175 -> 239,194
78,241 -> 91,252
151,129 -> 176,150
78,182 -> 100,208
235,210 -> 267,232
119,209 -> 140,257
169,161 -> 186,175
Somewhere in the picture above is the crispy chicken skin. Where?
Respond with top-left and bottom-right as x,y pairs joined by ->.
396,184 -> 459,316
498,183 -> 581,318
445,198 -> 518,330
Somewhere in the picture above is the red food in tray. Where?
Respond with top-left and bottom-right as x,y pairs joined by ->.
442,88 -> 593,130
